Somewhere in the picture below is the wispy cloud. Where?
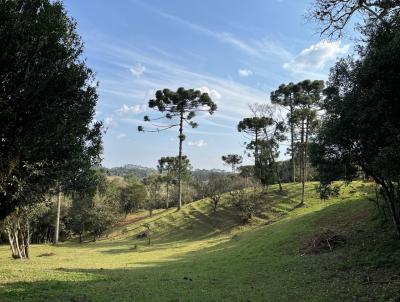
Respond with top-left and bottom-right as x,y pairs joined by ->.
116,104 -> 147,115
97,43 -> 268,119
104,116 -> 114,126
116,133 -> 127,139
238,69 -> 253,77
145,5 -> 292,61
129,63 -> 146,77
188,139 -> 207,147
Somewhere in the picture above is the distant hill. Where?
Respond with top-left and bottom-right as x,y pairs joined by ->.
104,164 -> 157,179
104,164 -> 229,180
191,168 -> 229,181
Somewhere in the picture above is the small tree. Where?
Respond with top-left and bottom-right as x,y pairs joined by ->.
90,195 -> 119,242
143,175 -> 163,217
205,174 -> 230,212
238,116 -> 273,182
3,206 -> 34,259
157,156 -> 190,209
228,189 -> 260,223
139,88 -> 217,210
247,103 -> 287,190
119,180 -> 147,216
221,154 -> 243,174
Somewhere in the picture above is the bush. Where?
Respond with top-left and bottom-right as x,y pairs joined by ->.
315,184 -> 340,200
228,189 -> 261,223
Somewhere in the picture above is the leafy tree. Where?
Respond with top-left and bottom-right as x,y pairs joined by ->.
221,154 -> 243,174
312,20 -> 400,236
67,195 -> 91,243
138,88 -> 217,210
143,175 -> 163,217
68,188 -> 119,243
228,189 -> 261,223
238,165 -> 254,187
86,194 -> 119,242
2,204 -> 41,259
65,169 -> 113,243
157,156 -> 190,209
0,0 -> 102,220
205,174 -> 230,212
119,180 -> 147,216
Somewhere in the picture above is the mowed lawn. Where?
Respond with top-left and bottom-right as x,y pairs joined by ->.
1,182 -> 399,302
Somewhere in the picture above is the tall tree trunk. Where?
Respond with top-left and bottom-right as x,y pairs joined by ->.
7,231 -> 17,257
273,158 -> 283,192
290,105 -> 296,183
166,182 -> 169,209
24,219 -> 30,259
378,179 -> 400,237
304,116 -> 310,182
300,119 -> 305,205
254,131 -> 260,183
13,229 -> 23,259
54,190 -> 62,244
177,112 -> 184,210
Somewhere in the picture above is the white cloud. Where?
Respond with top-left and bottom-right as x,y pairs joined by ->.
104,116 -> 113,126
283,40 -> 349,73
116,104 -> 147,115
116,133 -> 127,139
129,63 -> 146,77
188,139 -> 207,147
197,86 -> 222,100
238,69 -> 253,77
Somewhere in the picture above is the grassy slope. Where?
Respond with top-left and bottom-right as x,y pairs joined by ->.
0,182 -> 399,302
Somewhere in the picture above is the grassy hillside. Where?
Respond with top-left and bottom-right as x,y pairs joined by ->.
0,181 -> 399,301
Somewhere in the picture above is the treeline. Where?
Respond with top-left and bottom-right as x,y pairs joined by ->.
0,163 -> 241,247
105,165 -> 156,179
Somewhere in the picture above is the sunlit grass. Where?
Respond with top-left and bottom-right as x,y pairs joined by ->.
1,181 -> 399,301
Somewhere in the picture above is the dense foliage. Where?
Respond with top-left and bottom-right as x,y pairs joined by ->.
0,0 -> 102,220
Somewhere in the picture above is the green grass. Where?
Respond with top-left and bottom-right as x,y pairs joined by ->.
1,181 -> 399,301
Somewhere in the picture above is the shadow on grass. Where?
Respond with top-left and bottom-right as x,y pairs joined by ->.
2,197 -> 400,302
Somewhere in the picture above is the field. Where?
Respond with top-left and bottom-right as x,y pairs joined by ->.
1,182 -> 400,302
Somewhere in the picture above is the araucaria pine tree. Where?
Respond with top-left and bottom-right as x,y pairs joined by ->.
139,88 -> 217,210
271,83 -> 299,183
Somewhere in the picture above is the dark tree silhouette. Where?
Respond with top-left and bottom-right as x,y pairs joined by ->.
309,0 -> 400,37
0,0 -> 102,224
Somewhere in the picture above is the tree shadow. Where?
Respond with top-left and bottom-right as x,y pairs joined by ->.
2,197 -> 397,302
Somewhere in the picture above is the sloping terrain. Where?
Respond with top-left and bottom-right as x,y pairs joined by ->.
0,181 -> 399,302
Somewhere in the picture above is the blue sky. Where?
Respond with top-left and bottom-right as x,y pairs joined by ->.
63,0 -> 353,170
